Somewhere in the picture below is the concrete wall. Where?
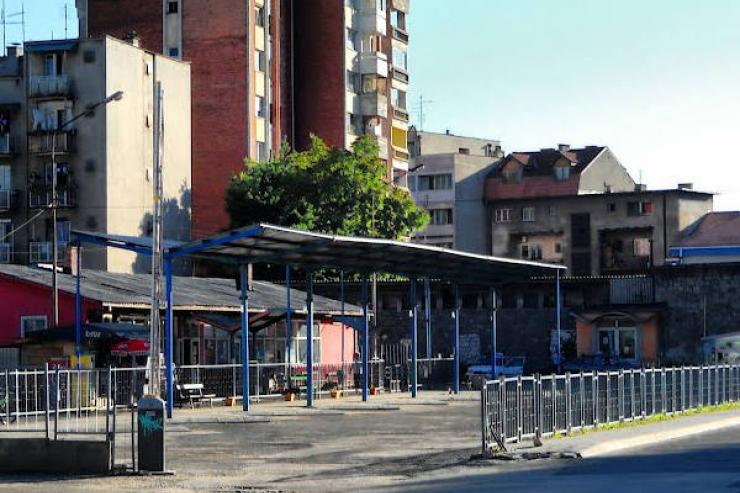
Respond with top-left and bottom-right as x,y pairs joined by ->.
409,129 -> 500,158
0,438 -> 110,474
579,148 -> 635,194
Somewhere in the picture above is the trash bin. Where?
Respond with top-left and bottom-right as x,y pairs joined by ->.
137,395 -> 166,472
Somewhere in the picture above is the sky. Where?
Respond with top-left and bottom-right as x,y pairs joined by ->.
27,0 -> 740,210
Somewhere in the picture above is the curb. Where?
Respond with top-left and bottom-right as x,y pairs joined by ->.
170,416 -> 272,424
580,415 -> 740,458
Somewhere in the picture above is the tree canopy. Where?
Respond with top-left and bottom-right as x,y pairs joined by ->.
225,135 -> 429,240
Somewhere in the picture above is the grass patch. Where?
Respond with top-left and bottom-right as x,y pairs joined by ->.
551,401 -> 740,439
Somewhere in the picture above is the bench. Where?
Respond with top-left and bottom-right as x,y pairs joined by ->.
175,383 -> 218,408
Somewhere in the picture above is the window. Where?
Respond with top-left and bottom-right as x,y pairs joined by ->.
555,243 -> 562,254
83,50 -> 96,63
554,166 -> 571,181
607,202 -> 617,213
392,46 -> 407,70
255,96 -> 266,118
390,9 -> 406,30
627,200 -> 653,216
633,238 -> 651,257
549,205 -> 558,216
21,316 -> 47,336
520,244 -> 543,260
522,206 -> 536,222
44,53 -> 62,76
417,174 -> 452,191
502,165 -> 523,183
168,47 -> 179,58
346,113 -> 361,135
376,0 -> 387,11
431,209 -> 453,225
255,50 -> 266,72
254,6 -> 265,27
458,147 -> 470,155
167,1 -> 179,14
345,28 -> 359,51
391,88 -> 407,109
362,74 -> 386,94
346,70 -> 360,93
0,219 -> 10,263
495,208 -> 512,223
256,142 -> 267,162
598,325 -> 637,360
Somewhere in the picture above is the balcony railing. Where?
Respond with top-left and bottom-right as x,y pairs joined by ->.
392,26 -> 409,43
0,133 -> 13,155
28,131 -> 75,154
29,241 -> 67,264
391,67 -> 409,84
29,75 -> 72,98
393,107 -> 410,123
0,243 -> 10,263
0,189 -> 18,211
28,187 -> 76,209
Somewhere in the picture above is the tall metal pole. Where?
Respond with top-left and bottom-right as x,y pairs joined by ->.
285,265 -> 292,372
410,278 -> 418,398
491,287 -> 497,377
74,240 -> 81,367
164,258 -> 174,418
556,270 -> 562,373
362,277 -> 370,402
452,283 -> 460,394
149,82 -> 164,398
51,130 -> 58,327
306,271 -> 314,408
340,270 -> 346,368
424,276 -> 432,358
240,264 -> 250,412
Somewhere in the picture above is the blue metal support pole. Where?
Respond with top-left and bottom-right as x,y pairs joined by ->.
74,241 -> 82,368
285,266 -> 292,366
164,257 -> 174,418
556,269 -> 562,373
453,283 -> 460,395
424,277 -> 432,359
362,277 -> 370,402
491,287 -> 497,378
240,264 -> 250,412
410,278 -> 418,398
306,271 -> 314,407
340,271 -> 345,368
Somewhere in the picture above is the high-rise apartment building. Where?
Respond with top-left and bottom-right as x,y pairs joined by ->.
0,36 -> 191,272
76,0 -> 411,237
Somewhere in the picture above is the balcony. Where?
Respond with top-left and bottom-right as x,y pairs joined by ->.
393,107 -> 409,123
392,26 -> 409,43
0,133 -> 14,156
29,241 -> 66,264
360,91 -> 388,118
29,75 -> 72,99
0,189 -> 19,211
359,51 -> 388,77
29,131 -> 75,155
0,242 -> 10,263
391,67 -> 409,84
356,3 -> 386,35
28,187 -> 76,209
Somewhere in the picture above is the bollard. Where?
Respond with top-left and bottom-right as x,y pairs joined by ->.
137,395 -> 167,473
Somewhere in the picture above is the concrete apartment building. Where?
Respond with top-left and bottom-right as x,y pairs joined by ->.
407,128 -> 503,253
0,36 -> 191,273
78,0 -> 412,237
484,145 -> 713,275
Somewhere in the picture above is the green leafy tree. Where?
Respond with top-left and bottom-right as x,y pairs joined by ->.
226,135 -> 429,240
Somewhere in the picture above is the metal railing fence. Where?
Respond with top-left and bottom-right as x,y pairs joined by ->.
481,364 -> 740,452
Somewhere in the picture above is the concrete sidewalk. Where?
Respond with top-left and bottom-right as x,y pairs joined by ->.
503,408 -> 740,459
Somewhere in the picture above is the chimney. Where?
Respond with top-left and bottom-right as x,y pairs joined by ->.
635,184 -> 647,192
445,129 -> 450,135
558,144 -> 570,152
124,30 -> 141,48
678,183 -> 693,190
6,44 -> 20,59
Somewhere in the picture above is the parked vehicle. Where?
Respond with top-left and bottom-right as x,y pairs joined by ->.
466,354 -> 526,381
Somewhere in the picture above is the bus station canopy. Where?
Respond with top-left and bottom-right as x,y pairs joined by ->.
74,223 -> 565,284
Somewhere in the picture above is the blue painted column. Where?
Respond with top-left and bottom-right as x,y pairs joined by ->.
424,277 -> 432,359
240,264 -> 250,412
556,269 -> 562,373
410,278 -> 418,398
362,277 -> 370,402
74,241 -> 82,368
164,257 -> 174,418
452,283 -> 460,394
285,266 -> 292,366
491,287 -> 497,378
306,271 -> 314,407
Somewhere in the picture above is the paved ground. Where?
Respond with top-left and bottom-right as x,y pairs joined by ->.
0,392 -> 738,492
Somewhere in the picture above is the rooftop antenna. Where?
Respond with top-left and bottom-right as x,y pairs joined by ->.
412,93 -> 434,131
64,2 -> 68,39
3,1 -> 24,52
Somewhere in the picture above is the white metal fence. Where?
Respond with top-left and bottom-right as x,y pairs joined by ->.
481,364 -> 740,452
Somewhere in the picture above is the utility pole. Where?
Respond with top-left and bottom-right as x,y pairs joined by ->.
149,82 -> 164,396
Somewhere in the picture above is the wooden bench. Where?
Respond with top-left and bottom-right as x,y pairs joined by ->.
175,383 -> 218,408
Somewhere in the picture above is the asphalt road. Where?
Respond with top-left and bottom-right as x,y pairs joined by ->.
378,424 -> 740,493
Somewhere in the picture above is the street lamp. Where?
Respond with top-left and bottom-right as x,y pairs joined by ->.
50,91 -> 124,328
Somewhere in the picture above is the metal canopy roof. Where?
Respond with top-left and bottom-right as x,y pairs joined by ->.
76,224 -> 564,285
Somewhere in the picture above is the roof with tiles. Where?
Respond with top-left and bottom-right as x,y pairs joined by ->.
677,212 -> 740,247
